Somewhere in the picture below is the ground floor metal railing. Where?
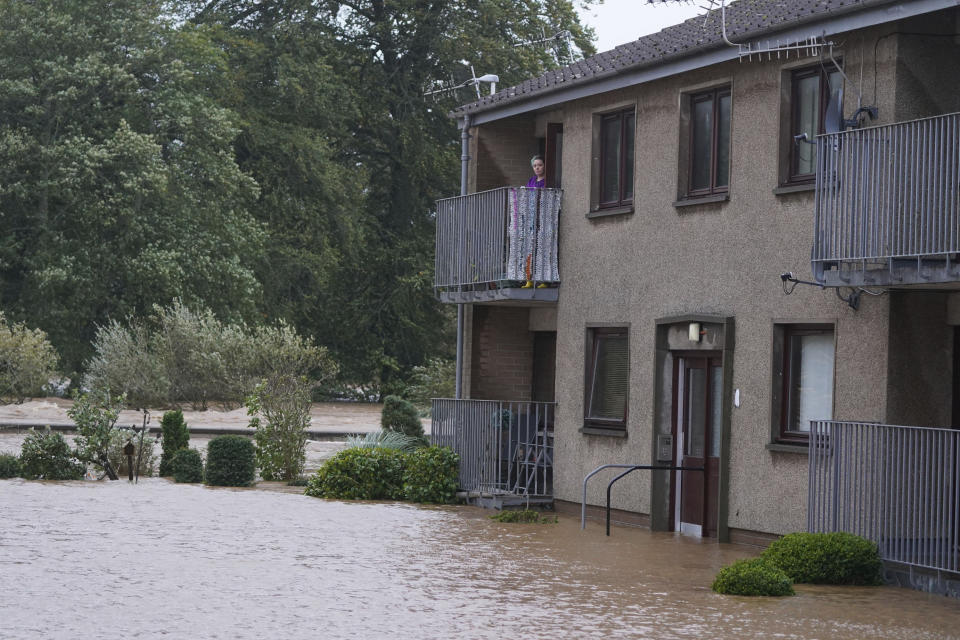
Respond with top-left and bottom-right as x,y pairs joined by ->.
808,420 -> 960,574
430,398 -> 555,496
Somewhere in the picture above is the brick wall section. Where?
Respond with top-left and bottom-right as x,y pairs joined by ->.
475,116 -> 539,191
470,306 -> 533,401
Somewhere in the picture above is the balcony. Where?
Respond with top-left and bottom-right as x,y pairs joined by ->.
434,187 -> 561,304
808,420 -> 959,589
430,398 -> 554,507
812,113 -> 960,288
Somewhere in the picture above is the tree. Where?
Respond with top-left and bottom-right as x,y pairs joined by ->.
0,0 -> 264,376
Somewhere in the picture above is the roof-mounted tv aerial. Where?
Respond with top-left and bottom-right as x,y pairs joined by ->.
423,65 -> 500,100
514,27 -> 577,66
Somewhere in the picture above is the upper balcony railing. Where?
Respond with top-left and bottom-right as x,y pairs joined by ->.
812,112 -> 960,287
434,187 -> 561,304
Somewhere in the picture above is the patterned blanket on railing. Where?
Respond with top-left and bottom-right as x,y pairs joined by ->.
506,187 -> 561,283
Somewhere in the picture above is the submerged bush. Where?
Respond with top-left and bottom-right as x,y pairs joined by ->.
158,410 -> 190,476
0,453 -> 21,478
380,395 -> 424,439
171,448 -> 204,483
305,447 -> 406,500
109,429 -> 158,478
204,435 -> 255,487
490,509 -> 556,524
712,558 -> 795,596
402,446 -> 459,504
19,429 -> 85,480
761,532 -> 883,585
0,312 -> 59,404
249,375 -> 310,481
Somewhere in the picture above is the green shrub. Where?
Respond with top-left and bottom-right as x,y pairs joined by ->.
381,395 -> 424,439
345,429 -> 423,453
0,312 -> 59,404
712,558 -> 795,596
69,389 -> 124,479
19,429 -> 85,480
248,375 -> 310,481
204,435 -> 256,487
490,509 -> 556,524
158,410 -> 190,476
109,429 -> 158,477
305,447 -> 406,500
761,532 -> 883,585
402,446 -> 459,504
0,453 -> 21,478
170,448 -> 204,483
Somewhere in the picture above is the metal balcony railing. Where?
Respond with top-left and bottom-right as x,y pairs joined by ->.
808,420 -> 960,574
434,187 -> 561,301
812,113 -> 960,287
430,398 -> 555,497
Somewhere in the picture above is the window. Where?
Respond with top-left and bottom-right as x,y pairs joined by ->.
598,108 -> 635,208
788,65 -> 843,182
774,324 -> 835,443
584,327 -> 629,431
687,87 -> 731,196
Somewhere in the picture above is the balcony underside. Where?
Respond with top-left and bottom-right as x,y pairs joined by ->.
814,255 -> 960,288
438,283 -> 559,305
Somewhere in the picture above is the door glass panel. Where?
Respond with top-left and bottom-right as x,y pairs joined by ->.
709,365 -> 722,457
685,366 -> 705,457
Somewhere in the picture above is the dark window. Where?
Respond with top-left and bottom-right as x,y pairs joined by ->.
688,87 -> 731,196
777,324 -> 834,442
585,328 -> 629,430
599,109 -> 635,208
790,65 -> 843,182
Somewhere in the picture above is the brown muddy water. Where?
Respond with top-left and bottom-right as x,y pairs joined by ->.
1,480 -> 959,639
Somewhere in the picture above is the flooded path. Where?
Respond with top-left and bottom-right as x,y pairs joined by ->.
1,480 -> 958,639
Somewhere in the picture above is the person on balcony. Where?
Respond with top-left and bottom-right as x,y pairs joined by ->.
526,155 -> 546,189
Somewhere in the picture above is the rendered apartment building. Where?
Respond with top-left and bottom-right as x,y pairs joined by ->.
431,0 -> 960,594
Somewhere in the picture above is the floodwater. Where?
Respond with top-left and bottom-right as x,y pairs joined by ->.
1,481 -> 958,639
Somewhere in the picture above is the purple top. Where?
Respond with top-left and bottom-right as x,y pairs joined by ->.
526,176 -> 546,188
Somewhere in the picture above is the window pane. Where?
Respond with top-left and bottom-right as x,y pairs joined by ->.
715,93 -> 731,188
623,113 -> 635,201
601,116 -> 621,203
709,365 -> 722,457
588,334 -> 628,421
794,74 -> 819,175
691,96 -> 713,191
788,333 -> 835,432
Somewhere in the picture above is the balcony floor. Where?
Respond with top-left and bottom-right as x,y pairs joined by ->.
816,256 -> 960,289
438,284 -> 559,305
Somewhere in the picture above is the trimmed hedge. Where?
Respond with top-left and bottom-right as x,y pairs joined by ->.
171,448 -> 204,483
712,558 -> 795,596
158,410 -> 190,476
305,447 -> 406,500
761,532 -> 883,585
0,453 -> 20,478
19,429 -> 85,480
204,435 -> 256,487
402,446 -> 459,504
305,445 -> 459,503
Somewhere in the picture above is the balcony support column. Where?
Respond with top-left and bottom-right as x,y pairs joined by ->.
456,114 -> 472,399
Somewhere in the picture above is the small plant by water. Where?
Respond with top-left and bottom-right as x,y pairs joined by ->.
171,448 -> 204,483
490,509 -> 557,524
712,558 -> 795,597
19,428 -> 85,480
761,532 -> 883,585
0,452 -> 22,478
204,435 -> 256,487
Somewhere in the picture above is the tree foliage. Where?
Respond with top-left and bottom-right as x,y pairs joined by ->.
0,312 -> 59,404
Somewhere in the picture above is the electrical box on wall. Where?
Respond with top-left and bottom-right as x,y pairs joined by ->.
656,434 -> 673,462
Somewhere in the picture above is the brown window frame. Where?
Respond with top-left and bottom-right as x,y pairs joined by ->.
687,86 -> 731,197
777,324 -> 835,443
584,327 -> 629,432
788,64 -> 842,184
598,108 -> 635,209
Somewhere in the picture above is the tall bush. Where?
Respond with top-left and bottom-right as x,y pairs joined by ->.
158,410 -> 190,476
248,375 -> 311,481
19,429 -> 85,480
0,312 -> 59,404
69,390 -> 125,480
204,435 -> 256,487
381,395 -> 424,440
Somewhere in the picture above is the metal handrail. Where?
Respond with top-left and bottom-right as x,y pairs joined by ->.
580,463 -> 704,532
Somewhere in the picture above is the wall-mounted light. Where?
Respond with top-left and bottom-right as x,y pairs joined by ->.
688,322 -> 701,343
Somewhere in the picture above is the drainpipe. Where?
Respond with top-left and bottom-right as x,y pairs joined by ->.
455,114 -> 471,399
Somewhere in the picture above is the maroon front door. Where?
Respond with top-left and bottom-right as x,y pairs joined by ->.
675,354 -> 722,537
